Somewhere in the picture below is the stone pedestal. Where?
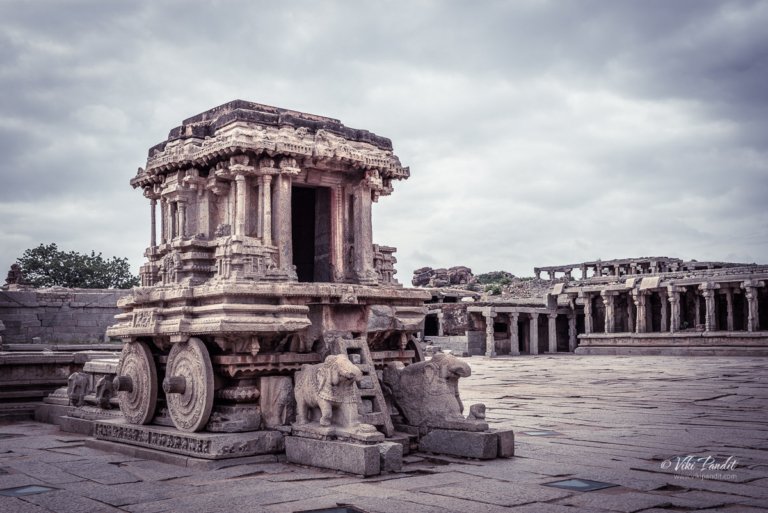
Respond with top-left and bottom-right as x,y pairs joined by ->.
284,436 -> 387,476
418,428 -> 515,460
93,418 -> 284,460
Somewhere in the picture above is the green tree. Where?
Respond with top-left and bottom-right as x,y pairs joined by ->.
16,243 -> 139,289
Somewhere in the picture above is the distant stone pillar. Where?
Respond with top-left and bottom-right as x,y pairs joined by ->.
150,198 -> 157,247
548,313 -> 558,353
668,288 -> 681,333
694,295 -> 701,327
564,269 -> 572,280
330,186 -> 344,281
534,268 -> 541,280
580,265 -> 587,280
548,270 -> 555,281
437,311 -> 444,337
700,284 -> 716,332
659,290 -> 668,332
633,291 -> 647,333
261,174 -> 273,246
627,294 -> 635,333
568,314 -> 576,351
601,291 -> 615,334
725,289 -> 734,331
177,200 -> 187,239
353,184 -> 376,284
510,313 -> 520,355
583,295 -> 593,335
273,171 -> 294,277
742,281 -> 761,332
234,174 -> 247,236
530,313 -> 539,355
160,199 -> 168,244
484,312 -> 496,358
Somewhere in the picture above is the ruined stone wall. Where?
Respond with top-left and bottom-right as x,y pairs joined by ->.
0,289 -> 130,344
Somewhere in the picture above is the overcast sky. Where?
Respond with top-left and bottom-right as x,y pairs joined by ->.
1,0 -> 766,284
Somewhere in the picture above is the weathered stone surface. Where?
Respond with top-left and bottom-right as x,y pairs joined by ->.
383,352 -> 487,432
418,428 -> 498,459
495,428 -> 515,457
93,418 -> 283,459
284,436 -> 381,476
378,441 -> 403,472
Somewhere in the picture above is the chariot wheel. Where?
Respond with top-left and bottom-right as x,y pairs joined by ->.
114,340 -> 158,425
163,337 -> 214,432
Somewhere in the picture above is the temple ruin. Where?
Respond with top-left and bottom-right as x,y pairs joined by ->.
46,100 -> 513,473
419,256 -> 768,356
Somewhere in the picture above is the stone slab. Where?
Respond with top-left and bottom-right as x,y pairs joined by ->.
419,429 -> 499,459
92,418 -> 283,460
284,436 -> 381,476
495,428 -> 515,457
378,441 -> 403,472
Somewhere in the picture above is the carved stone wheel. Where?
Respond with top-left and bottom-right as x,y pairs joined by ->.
116,340 -> 158,424
165,337 -> 214,432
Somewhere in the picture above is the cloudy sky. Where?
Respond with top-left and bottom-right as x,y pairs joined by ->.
1,0 -> 766,283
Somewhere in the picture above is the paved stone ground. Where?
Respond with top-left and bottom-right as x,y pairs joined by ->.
1,355 -> 767,513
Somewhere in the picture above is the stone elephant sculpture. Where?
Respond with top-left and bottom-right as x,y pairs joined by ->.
383,352 -> 475,430
293,354 -> 363,428
67,372 -> 90,407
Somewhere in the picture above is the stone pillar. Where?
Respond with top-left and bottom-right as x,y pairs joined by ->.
530,313 -> 539,355
177,200 -> 187,239
330,186 -> 344,282
659,290 -> 668,332
583,294 -> 593,335
150,198 -> 157,247
548,313 -> 558,353
633,290 -> 647,333
437,311 -> 444,337
261,175 -> 273,246
510,313 -> 520,355
726,289 -> 734,331
160,199 -> 168,243
484,312 -> 496,358
234,174 -> 247,236
742,281 -> 761,332
534,268 -> 541,280
170,201 -> 178,239
273,172 -> 293,276
694,294 -> 701,327
580,265 -> 587,280
601,291 -> 615,334
564,269 -> 572,280
353,184 -> 376,283
548,270 -> 555,281
627,294 -> 635,333
568,314 -> 576,351
668,288 -> 681,333
699,283 -> 717,332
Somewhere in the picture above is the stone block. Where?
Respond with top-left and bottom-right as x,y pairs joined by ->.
284,436 -> 380,476
378,441 -> 403,472
93,419 -> 284,459
418,429 -> 498,459
495,428 -> 515,457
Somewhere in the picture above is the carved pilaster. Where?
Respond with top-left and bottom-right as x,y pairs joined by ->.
548,313 -> 558,353
632,290 -> 647,333
583,293 -> 593,335
510,313 -> 520,355
330,186 -> 344,282
699,283 -> 719,332
484,312 -> 496,358
741,280 -> 763,332
568,314 -> 576,352
530,313 -> 539,355
667,287 -> 681,333
601,291 -> 615,334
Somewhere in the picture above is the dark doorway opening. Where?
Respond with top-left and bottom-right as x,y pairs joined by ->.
292,186 -> 331,282
424,314 -> 439,337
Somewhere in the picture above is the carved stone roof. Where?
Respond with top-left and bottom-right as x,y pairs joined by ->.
132,100 -> 408,188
